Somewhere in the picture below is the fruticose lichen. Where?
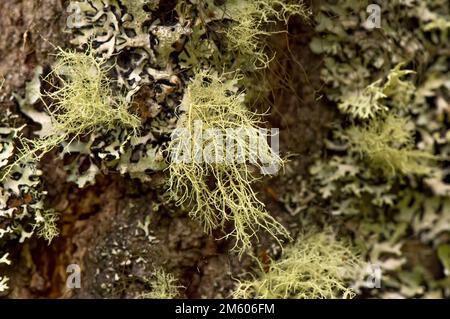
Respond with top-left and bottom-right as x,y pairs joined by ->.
346,114 -> 436,176
233,230 -> 362,299
223,0 -> 310,69
2,47 -> 141,180
138,268 -> 183,299
167,70 -> 289,254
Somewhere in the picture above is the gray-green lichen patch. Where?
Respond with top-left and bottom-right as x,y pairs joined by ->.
306,0 -> 450,298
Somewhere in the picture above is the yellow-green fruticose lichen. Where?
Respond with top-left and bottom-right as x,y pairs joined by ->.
233,230 -> 362,299
223,0 -> 310,69
167,70 -> 289,255
138,268 -> 184,299
176,0 -> 309,72
346,114 -> 436,177
1,47 -> 141,180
